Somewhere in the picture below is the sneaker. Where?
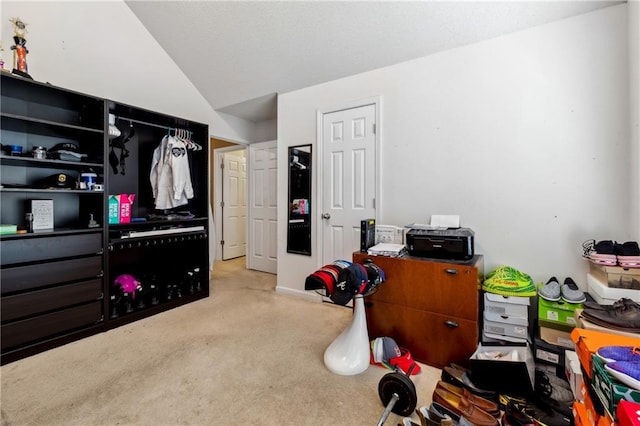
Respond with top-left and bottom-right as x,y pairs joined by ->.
605,361 -> 640,391
561,278 -> 586,303
538,277 -> 561,302
535,370 -> 574,403
616,241 -> 640,268
582,239 -> 617,266
597,346 -> 640,363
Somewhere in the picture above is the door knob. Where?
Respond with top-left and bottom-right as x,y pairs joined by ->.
321,213 -> 331,220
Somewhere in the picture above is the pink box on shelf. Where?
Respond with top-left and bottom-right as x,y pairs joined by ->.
118,194 -> 135,224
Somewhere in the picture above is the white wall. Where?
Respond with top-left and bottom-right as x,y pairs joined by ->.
277,5 -> 634,297
630,0 -> 640,238
0,1 -> 255,143
253,119 -> 278,143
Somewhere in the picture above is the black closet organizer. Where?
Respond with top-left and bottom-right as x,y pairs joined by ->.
0,73 -> 210,364
106,102 -> 210,329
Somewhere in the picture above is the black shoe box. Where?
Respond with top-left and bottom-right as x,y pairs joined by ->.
469,343 -> 536,398
533,337 -> 566,374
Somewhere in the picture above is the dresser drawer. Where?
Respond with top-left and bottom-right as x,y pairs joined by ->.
2,279 -> 103,322
354,254 -> 480,320
0,232 -> 102,266
365,300 -> 478,368
1,256 -> 103,294
1,301 -> 102,351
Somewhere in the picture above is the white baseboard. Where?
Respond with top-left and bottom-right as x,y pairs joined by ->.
275,285 -> 322,302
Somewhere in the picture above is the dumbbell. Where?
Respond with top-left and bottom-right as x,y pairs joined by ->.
376,363 -> 418,426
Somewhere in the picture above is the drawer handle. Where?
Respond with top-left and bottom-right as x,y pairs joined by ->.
445,268 -> 458,275
444,320 -> 459,328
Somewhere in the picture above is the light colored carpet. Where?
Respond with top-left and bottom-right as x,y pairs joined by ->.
1,257 -> 440,425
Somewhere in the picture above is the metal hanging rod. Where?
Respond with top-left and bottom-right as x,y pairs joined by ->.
114,115 -> 182,131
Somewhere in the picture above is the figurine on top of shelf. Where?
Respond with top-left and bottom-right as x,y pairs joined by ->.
0,41 -> 6,71
10,17 -> 32,79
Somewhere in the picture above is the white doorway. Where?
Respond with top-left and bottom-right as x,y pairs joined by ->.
248,140 -> 278,273
214,147 -> 247,261
318,101 -> 379,266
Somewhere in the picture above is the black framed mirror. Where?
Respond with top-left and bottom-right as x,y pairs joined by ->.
287,145 -> 312,255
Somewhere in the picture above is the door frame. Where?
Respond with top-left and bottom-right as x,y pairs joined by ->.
315,96 -> 382,268
214,145 -> 248,262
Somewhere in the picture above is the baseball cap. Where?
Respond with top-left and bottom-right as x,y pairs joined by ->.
370,337 -> 421,376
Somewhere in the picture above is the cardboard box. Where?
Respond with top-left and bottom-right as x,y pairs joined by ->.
566,350 -> 584,402
534,337 -> 566,367
598,411 -> 615,426
539,324 -> 574,349
590,263 -> 640,290
484,293 -> 530,317
108,195 -> 119,224
573,401 -> 591,426
584,380 -> 603,425
470,343 -> 535,397
616,400 -> 640,426
483,311 -> 530,340
539,317 -> 574,333
118,194 -> 135,224
592,355 -> 640,420
588,273 -> 640,304
482,330 -> 528,345
571,328 -> 640,379
538,297 -> 581,327
575,308 -> 640,339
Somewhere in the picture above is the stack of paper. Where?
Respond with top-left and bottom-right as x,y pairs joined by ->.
367,243 -> 407,257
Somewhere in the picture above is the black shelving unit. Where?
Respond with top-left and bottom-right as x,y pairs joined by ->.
104,101 -> 209,328
0,73 -> 210,364
0,73 -> 106,364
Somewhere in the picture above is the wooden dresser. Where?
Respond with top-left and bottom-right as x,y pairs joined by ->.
353,252 -> 483,369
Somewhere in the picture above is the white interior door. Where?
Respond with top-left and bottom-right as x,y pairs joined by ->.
321,104 -> 376,266
222,153 -> 246,260
248,141 -> 277,274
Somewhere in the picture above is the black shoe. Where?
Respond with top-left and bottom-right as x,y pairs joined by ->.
535,370 -> 574,404
615,241 -> 640,256
505,398 -> 573,426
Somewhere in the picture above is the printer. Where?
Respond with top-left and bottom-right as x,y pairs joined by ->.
406,227 -> 474,261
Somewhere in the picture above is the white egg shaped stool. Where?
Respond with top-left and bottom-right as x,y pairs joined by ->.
323,295 -> 370,375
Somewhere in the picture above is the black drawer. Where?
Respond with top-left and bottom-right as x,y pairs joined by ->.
0,233 -> 102,266
2,279 -> 103,323
1,256 -> 102,294
1,301 -> 102,351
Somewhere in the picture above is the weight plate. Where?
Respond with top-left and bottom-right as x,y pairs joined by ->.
377,372 -> 417,417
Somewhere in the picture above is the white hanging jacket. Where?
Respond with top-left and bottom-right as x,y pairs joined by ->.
150,135 -> 194,210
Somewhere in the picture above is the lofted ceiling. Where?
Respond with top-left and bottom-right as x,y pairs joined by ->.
126,1 -> 622,123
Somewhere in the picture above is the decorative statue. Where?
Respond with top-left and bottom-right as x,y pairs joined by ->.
0,41 -> 5,71
10,17 -> 32,79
